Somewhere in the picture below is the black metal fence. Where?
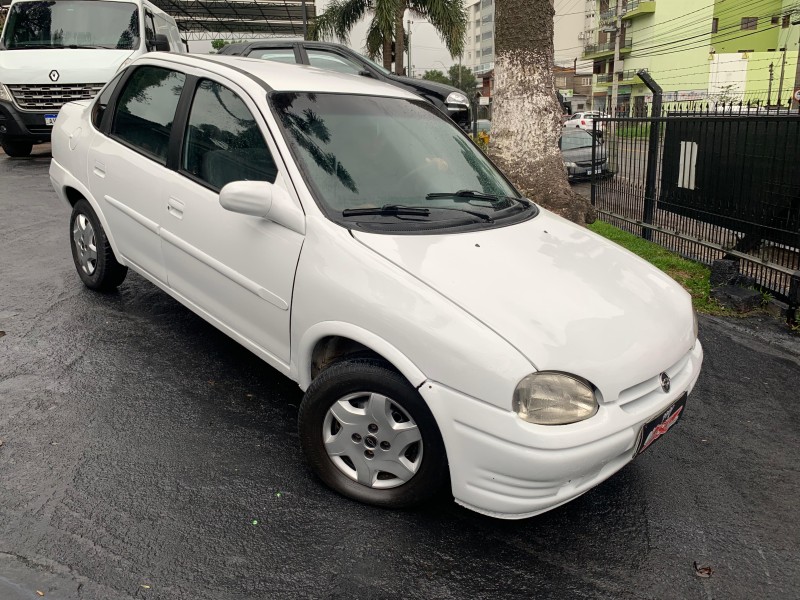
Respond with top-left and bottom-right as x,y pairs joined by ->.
591,102 -> 800,312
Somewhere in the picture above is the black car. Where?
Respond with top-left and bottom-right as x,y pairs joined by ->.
560,128 -> 611,181
218,40 -> 471,129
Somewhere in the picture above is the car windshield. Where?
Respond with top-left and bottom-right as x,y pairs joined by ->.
561,130 -> 595,150
270,92 -> 530,230
1,0 -> 140,50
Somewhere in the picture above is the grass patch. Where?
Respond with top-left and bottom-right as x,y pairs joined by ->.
588,221 -> 729,315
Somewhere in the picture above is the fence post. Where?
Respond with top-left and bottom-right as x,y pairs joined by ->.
591,120 -> 597,206
789,271 -> 800,325
638,70 -> 662,241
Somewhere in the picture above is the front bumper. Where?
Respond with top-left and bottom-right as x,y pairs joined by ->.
0,100 -> 53,144
567,162 -> 611,181
420,341 -> 703,519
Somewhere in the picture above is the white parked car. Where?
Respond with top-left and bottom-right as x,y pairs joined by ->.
564,111 -> 605,136
49,53 -> 703,519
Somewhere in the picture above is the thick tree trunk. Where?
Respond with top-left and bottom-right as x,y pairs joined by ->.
383,35 -> 393,70
489,0 -> 595,225
394,6 -> 405,76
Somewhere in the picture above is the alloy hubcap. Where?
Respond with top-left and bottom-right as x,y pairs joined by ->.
72,214 -> 97,275
322,392 -> 423,489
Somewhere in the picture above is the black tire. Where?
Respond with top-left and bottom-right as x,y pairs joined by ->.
1,140 -> 33,158
298,358 -> 449,509
69,199 -> 128,292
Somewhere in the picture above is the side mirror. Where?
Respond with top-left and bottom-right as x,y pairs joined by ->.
219,180 -> 305,234
358,70 -> 374,78
150,34 -> 170,52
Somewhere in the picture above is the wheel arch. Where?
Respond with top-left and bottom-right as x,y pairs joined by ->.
295,322 -> 427,392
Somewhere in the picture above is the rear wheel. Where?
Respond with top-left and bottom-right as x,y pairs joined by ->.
1,140 -> 33,158
298,358 -> 448,508
70,199 -> 128,291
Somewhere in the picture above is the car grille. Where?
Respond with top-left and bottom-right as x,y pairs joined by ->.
616,347 -> 698,414
575,159 -> 606,168
8,83 -> 105,111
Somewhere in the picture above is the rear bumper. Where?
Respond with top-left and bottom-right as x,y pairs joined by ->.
420,342 -> 703,519
0,100 -> 52,144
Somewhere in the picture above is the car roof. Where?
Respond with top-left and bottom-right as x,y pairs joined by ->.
143,53 -> 419,100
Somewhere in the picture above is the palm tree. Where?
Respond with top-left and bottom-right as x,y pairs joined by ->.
312,0 -> 466,76
489,0 -> 595,225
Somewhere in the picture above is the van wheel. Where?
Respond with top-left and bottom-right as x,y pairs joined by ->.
298,358 -> 448,508
1,140 -> 33,158
70,199 -> 128,291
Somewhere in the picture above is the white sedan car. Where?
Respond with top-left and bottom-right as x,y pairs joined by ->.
564,111 -> 605,136
50,53 -> 702,519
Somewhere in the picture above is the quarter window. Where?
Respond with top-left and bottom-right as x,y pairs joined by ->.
182,79 -> 277,190
92,70 -> 125,129
306,50 -> 362,75
111,66 -> 186,164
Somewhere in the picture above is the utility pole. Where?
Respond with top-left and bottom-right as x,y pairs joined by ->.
609,0 -> 623,116
768,62 -> 774,106
778,46 -> 787,104
301,0 -> 307,40
407,19 -> 412,78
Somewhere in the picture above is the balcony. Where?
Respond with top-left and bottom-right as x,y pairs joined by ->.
621,0 -> 655,20
583,38 -> 633,59
599,8 -> 616,24
595,70 -> 643,86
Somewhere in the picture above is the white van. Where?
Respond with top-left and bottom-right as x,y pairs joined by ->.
0,0 -> 185,157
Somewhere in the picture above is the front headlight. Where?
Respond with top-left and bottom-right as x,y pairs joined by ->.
513,372 -> 598,425
0,83 -> 12,103
563,161 -> 578,170
445,91 -> 469,105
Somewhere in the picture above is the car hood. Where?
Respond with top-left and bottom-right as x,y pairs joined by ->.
389,74 -> 464,103
0,49 -> 134,84
352,209 -> 695,398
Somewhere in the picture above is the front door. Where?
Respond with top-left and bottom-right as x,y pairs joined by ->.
159,76 -> 304,368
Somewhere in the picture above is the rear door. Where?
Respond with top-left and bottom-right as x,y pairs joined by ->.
88,64 -> 187,284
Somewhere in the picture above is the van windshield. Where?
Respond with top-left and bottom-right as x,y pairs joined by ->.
1,0 -> 140,50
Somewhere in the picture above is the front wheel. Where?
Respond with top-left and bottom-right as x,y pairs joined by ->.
298,359 -> 448,508
70,199 -> 128,291
1,140 -> 33,158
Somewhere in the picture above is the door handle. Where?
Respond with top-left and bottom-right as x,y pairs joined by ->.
93,161 -> 106,177
167,197 -> 185,219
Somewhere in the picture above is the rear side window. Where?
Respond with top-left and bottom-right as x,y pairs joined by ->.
248,48 -> 297,64
306,50 -> 362,75
111,66 -> 186,164
182,79 -> 278,190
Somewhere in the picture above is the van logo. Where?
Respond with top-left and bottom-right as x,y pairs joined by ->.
49,70 -> 60,82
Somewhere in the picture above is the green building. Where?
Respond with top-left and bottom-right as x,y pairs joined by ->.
582,0 -> 800,111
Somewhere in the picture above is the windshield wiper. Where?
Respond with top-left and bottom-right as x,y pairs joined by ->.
10,44 -> 65,49
342,205 -> 431,218
426,189 -> 526,206
68,44 -> 114,49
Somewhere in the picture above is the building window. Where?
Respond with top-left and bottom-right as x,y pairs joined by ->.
475,34 -> 481,43
556,76 -> 567,87
482,30 -> 492,39
481,0 -> 492,7
482,46 -> 492,56
711,18 -> 718,33
783,15 -> 790,28
771,15 -> 779,25
741,17 -> 757,30
582,77 -> 592,86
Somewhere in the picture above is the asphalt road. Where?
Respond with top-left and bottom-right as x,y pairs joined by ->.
2,150 -> 799,600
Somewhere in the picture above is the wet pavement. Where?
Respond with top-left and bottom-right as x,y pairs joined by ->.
1,150 -> 799,600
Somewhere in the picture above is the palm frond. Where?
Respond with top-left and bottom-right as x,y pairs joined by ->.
408,0 -> 467,58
